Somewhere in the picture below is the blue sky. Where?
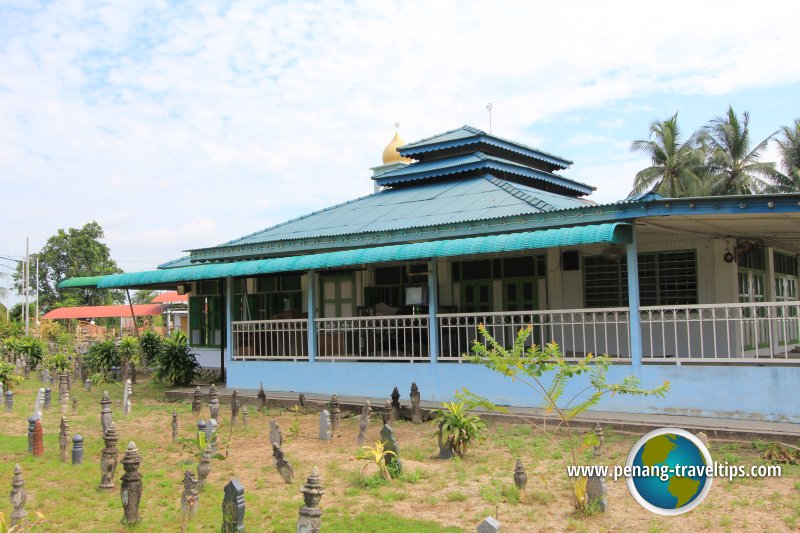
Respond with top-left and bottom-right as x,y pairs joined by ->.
1,0 -> 799,302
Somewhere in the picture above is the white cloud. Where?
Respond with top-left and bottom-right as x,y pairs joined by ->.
1,0 -> 799,271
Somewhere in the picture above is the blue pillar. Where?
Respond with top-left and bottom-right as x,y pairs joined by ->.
626,229 -> 642,371
225,276 -> 234,383
428,260 -> 439,363
307,269 -> 317,362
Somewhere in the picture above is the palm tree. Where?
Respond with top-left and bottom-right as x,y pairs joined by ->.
630,113 -> 705,198
769,118 -> 800,192
701,106 -> 780,195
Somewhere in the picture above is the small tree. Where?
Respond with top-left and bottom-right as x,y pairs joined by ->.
431,401 -> 485,459
150,332 -> 199,386
138,330 -> 163,368
463,324 -> 669,512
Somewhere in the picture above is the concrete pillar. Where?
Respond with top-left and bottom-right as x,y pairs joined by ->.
428,260 -> 439,362
307,270 -> 317,362
626,229 -> 643,371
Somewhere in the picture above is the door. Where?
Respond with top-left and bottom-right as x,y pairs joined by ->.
461,281 -> 492,313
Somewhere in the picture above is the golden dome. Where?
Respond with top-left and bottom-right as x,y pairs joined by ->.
382,131 -> 413,164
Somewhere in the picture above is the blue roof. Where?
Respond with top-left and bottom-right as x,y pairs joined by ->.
187,175 -> 593,259
398,125 -> 573,170
72,223 -> 630,289
373,151 -> 593,194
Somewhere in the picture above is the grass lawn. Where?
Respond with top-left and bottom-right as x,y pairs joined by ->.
0,377 -> 798,532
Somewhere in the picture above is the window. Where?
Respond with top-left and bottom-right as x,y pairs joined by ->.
189,295 -> 222,347
583,251 -> 697,307
774,252 -> 798,302
236,274 -> 303,320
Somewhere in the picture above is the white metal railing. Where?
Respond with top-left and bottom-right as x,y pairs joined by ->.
640,301 -> 800,362
232,319 -> 308,360
438,308 -> 631,361
315,315 -> 429,361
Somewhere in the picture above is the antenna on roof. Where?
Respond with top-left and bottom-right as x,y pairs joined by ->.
486,103 -> 492,134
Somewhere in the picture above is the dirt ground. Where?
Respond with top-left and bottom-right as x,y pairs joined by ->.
1,379 -> 798,532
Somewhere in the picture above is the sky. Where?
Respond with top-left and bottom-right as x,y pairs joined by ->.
2,0 -> 800,302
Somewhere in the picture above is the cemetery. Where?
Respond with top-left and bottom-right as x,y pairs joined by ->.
0,371 -> 798,531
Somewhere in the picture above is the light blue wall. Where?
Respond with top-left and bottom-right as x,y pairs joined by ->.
226,358 -> 800,423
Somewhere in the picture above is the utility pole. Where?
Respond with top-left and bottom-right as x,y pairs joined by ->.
24,237 -> 29,335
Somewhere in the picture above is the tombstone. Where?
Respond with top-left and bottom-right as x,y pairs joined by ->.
242,406 -> 248,429
222,479 -> 245,533
23,360 -> 30,379
32,420 -> 44,457
41,369 -> 50,384
84,378 -> 92,392
110,366 -> 120,381
380,425 -> 402,475
120,441 -> 143,525
123,379 -> 132,415
410,382 -> 422,424
390,386 -> 401,422
329,394 -> 341,434
72,397 -> 79,415
297,466 -> 324,533
207,419 -> 219,454
437,421 -> 454,459
172,410 -> 179,444
197,445 -> 212,488
357,402 -> 371,446
197,419 -> 207,440
181,470 -> 200,523
72,434 -> 84,465
269,420 -> 283,447
60,388 -> 69,416
209,384 -> 220,422
477,516 -> 502,533
318,410 -> 332,442
43,388 -> 51,410
0,382 -> 4,408
3,390 -> 12,411
27,416 -> 37,454
696,431 -> 710,449
73,357 -> 82,383
383,399 -> 392,425
10,464 -> 27,527
100,391 -> 113,435
257,382 -> 267,409
191,386 -> 203,416
273,443 -> 294,484
59,417 -> 70,463
59,373 -> 69,406
230,389 -> 240,426
32,387 -> 45,422
593,423 -> 604,457
298,393 -> 306,414
513,459 -> 527,493
586,474 -> 608,512
128,360 -> 136,385
100,422 -> 120,489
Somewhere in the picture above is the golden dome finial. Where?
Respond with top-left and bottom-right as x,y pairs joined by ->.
382,125 -> 412,164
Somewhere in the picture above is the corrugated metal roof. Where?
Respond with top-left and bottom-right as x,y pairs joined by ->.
68,222 -> 630,289
201,176 -> 591,252
58,276 -> 106,289
151,291 -> 188,303
374,151 -> 593,193
398,125 -> 573,169
42,304 -> 163,319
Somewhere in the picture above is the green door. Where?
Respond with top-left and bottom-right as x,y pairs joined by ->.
461,281 -> 492,313
503,279 -> 537,311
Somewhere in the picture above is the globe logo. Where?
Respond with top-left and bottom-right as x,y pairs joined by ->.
625,427 -> 713,515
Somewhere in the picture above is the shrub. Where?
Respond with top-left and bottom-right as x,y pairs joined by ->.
138,330 -> 163,367
0,361 -> 23,391
16,336 -> 47,370
45,352 -> 70,373
118,335 -> 140,366
150,331 -> 199,386
85,339 -> 120,374
431,401 -> 485,459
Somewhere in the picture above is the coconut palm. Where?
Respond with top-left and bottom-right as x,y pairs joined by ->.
768,118 -> 800,193
630,113 -> 705,198
701,106 -> 780,195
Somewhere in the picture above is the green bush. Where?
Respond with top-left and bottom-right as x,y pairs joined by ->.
85,339 -> 120,374
138,330 -> 163,366
0,360 -> 23,391
150,331 -> 199,386
118,335 -> 139,365
46,352 -> 70,373
431,401 -> 485,459
14,336 -> 47,370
